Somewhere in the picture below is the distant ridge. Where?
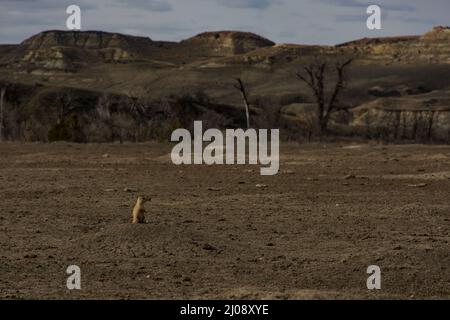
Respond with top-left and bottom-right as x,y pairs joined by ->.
21,30 -> 154,50
14,26 -> 450,50
336,35 -> 419,47
421,26 -> 450,40
2,26 -> 450,72
181,30 -> 275,55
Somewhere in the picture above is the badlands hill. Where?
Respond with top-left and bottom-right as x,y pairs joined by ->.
181,31 -> 275,55
1,30 -> 276,70
0,27 -> 450,142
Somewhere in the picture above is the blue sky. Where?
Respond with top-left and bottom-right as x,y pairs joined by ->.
0,0 -> 448,44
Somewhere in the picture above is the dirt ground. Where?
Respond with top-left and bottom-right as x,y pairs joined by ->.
0,142 -> 449,300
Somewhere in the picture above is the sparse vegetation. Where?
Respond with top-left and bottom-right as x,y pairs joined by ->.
1,28 -> 450,144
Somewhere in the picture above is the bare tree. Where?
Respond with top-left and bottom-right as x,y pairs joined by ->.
426,110 -> 436,141
96,93 -> 113,121
296,57 -> 353,136
303,110 -> 317,143
233,78 -> 251,129
56,91 -> 74,124
393,110 -> 401,140
412,111 -> 419,140
0,86 -> 6,142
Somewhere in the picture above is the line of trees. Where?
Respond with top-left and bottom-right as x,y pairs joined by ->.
232,56 -> 354,139
231,57 -> 450,143
363,108 -> 450,142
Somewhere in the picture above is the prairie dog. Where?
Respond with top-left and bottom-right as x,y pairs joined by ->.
132,196 -> 149,224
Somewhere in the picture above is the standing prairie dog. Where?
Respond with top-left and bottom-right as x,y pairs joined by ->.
132,196 -> 149,224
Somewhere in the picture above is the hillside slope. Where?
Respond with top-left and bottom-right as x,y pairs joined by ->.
0,27 -> 450,142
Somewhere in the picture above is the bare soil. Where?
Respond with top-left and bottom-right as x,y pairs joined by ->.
0,142 -> 449,299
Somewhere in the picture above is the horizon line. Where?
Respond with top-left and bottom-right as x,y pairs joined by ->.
1,26 -> 445,47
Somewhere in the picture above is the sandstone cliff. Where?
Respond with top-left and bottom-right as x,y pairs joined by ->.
181,31 -> 275,55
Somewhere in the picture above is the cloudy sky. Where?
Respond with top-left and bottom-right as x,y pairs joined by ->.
0,0 -> 448,44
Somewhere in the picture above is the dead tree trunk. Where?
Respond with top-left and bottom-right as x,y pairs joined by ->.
393,110 -> 401,140
427,111 -> 435,141
412,111 -> 418,140
296,58 -> 353,137
401,111 -> 407,139
0,87 -> 5,142
233,78 -> 251,129
57,92 -> 73,124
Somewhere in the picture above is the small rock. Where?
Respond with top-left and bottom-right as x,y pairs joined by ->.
360,234 -> 370,240
344,174 -> 356,180
208,187 -> 222,192
123,187 -> 137,192
256,184 -> 268,189
407,183 -> 427,188
202,243 -> 217,251
102,154 -> 111,158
